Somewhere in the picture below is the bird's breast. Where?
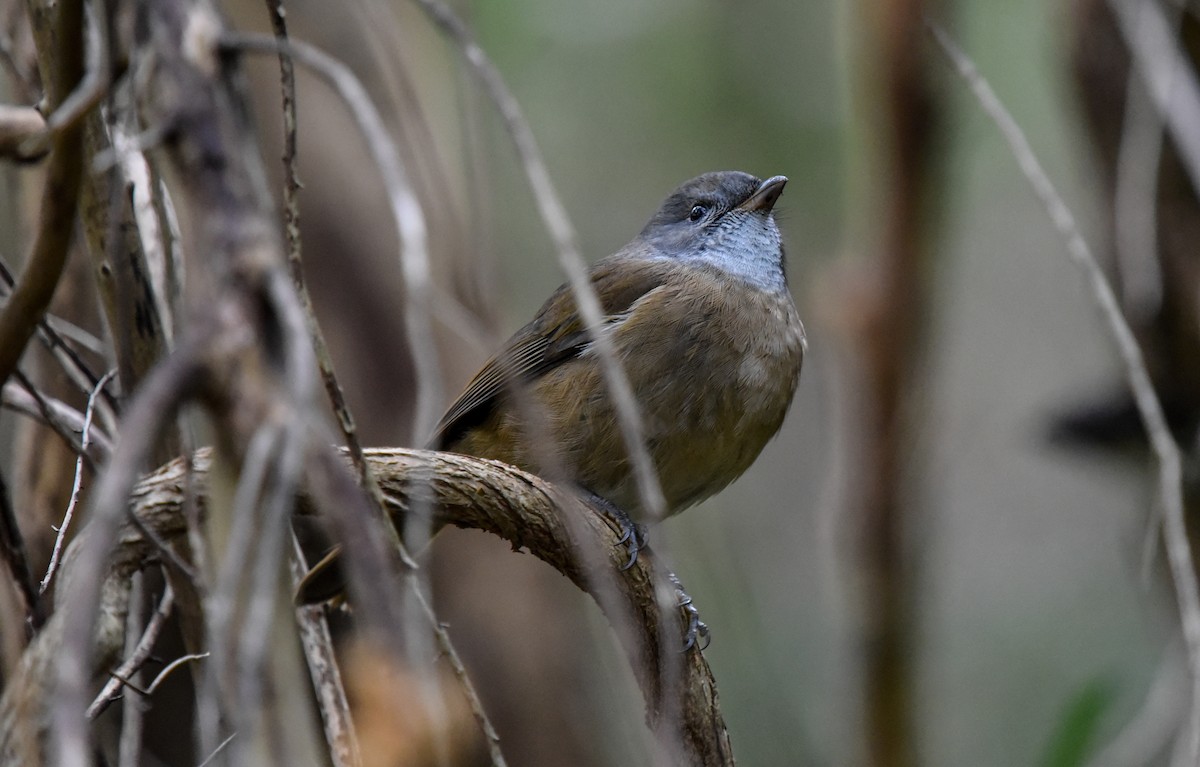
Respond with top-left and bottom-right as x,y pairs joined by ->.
592,266 -> 805,514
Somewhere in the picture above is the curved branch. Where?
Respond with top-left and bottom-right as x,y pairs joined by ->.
0,0 -> 87,388
0,448 -> 734,766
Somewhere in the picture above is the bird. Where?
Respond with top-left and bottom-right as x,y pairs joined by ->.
297,170 -> 805,607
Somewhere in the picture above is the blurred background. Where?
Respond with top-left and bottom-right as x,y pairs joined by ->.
3,0 -> 1196,764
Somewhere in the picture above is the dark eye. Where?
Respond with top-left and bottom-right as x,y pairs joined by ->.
688,203 -> 710,222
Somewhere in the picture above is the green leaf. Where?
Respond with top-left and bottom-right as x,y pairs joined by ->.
1040,677 -> 1116,767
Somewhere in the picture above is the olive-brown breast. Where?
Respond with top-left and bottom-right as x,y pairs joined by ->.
448,261 -> 805,519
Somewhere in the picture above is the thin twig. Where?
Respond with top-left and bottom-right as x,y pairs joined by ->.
110,117 -> 178,348
201,423 -> 282,756
412,0 -> 666,521
262,0 -> 387,520
236,419 -> 308,750
928,18 -> 1200,759
411,583 -> 507,766
54,335 -> 205,767
88,584 -> 175,719
40,369 -> 115,594
0,255 -> 119,424
290,535 -> 362,767
0,470 -> 42,630
10,370 -> 102,471
222,32 -> 443,444
196,732 -> 237,767
408,6 -> 691,750
1,381 -> 113,460
128,652 -> 209,696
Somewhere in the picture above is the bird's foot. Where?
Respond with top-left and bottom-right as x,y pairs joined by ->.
583,492 -> 647,570
668,570 -> 709,651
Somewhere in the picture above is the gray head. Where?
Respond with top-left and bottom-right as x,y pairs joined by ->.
636,171 -> 788,292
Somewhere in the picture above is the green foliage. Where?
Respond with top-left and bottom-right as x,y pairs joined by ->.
1039,677 -> 1116,767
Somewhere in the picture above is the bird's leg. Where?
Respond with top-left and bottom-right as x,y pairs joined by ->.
578,492 -> 705,648
668,570 -> 710,652
581,491 -> 646,570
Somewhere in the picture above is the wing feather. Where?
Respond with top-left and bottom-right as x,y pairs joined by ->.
429,255 -> 671,448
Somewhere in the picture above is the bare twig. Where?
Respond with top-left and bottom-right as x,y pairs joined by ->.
198,423 -> 282,758
410,582 -> 507,766
88,584 -> 175,719
53,336 -> 205,767
1113,63 -> 1165,322
261,0 -> 386,520
412,0 -> 666,523
120,651 -> 209,696
196,732 -> 237,767
237,420 -> 308,754
408,6 -> 691,750
290,536 -> 361,767
222,32 -> 443,444
0,255 -> 120,427
109,117 -> 179,349
10,370 -> 102,471
1,381 -> 113,460
929,19 -> 1200,759
39,368 -> 115,594
0,470 -> 42,630
117,575 -> 145,767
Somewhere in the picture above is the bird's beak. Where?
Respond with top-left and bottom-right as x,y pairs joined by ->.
737,175 -> 788,213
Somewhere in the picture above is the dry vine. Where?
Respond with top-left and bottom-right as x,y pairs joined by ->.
0,448 -> 733,766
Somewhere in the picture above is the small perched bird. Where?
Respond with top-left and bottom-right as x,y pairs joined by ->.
298,171 -> 805,604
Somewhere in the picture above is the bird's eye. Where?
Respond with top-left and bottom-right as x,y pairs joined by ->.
688,204 -> 710,222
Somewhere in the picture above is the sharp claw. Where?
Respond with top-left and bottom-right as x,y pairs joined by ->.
581,492 -> 706,647
669,570 -> 709,652
619,522 -> 644,570
620,544 -> 639,571
582,491 -> 646,569
694,621 -> 711,652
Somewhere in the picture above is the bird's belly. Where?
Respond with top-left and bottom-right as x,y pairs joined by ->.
574,321 -> 800,516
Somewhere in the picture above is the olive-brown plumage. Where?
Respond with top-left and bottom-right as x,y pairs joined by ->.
433,171 -> 805,520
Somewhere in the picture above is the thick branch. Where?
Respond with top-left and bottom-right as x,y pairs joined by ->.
0,448 -> 734,766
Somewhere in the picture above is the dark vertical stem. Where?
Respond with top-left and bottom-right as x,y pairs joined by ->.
853,1 -> 938,765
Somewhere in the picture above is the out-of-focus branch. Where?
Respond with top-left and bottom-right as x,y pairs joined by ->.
0,471 -> 41,631
221,31 -> 444,444
0,256 -> 119,430
290,537 -> 362,767
0,105 -> 45,159
929,18 -> 1200,760
1,380 -> 113,460
1107,0 -> 1200,200
0,0 -> 86,387
413,0 -> 667,523
824,2 -> 937,765
87,584 -> 174,719
259,0 -> 390,551
0,448 -> 735,766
